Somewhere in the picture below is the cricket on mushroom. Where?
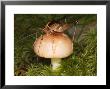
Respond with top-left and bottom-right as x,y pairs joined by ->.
14,14 -> 97,76
33,21 -> 74,71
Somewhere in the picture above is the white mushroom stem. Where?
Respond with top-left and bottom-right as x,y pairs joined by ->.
51,58 -> 61,70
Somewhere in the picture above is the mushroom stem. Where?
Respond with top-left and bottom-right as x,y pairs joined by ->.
51,58 -> 61,70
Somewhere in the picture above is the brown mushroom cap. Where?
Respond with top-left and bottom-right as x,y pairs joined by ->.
33,33 -> 73,58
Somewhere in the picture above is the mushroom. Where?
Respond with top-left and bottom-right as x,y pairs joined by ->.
33,32 -> 73,70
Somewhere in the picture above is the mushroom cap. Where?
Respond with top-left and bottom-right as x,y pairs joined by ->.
33,33 -> 73,58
